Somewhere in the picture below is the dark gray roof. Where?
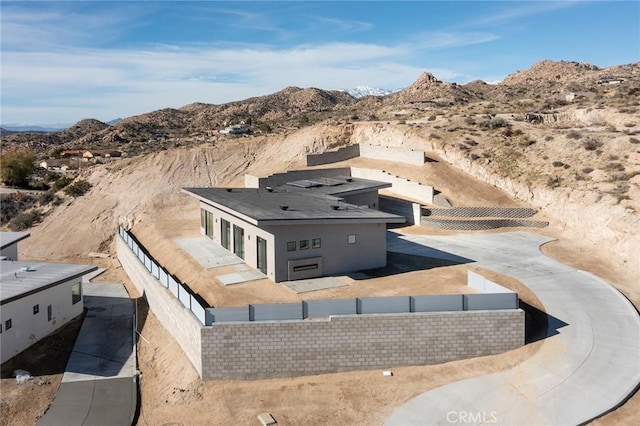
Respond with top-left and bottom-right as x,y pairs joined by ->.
1,261 -> 98,305
183,185 -> 404,225
0,232 -> 30,250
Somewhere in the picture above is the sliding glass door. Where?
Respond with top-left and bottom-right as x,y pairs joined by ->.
233,224 -> 244,259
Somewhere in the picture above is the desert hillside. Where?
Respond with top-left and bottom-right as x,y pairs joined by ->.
3,59 -> 639,292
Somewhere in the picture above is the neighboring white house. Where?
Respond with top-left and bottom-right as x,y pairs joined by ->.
0,232 -> 30,261
183,174 -> 405,282
219,124 -> 249,134
0,233 -> 97,364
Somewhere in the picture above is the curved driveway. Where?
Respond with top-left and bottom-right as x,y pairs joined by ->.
385,231 -> 640,425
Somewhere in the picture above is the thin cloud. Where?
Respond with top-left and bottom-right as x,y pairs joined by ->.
462,1 -> 580,28
315,17 -> 374,32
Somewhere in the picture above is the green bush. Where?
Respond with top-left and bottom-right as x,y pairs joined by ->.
52,176 -> 74,192
0,149 -> 36,187
63,179 -> 92,197
9,209 -> 43,231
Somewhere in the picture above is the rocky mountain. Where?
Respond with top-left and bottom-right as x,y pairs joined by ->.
2,60 -> 639,156
388,72 -> 479,105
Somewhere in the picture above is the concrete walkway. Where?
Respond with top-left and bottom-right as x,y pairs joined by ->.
38,283 -> 137,426
385,231 -> 640,425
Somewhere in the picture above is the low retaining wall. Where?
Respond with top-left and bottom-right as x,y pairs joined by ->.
245,167 -> 352,188
306,145 -> 360,166
201,309 -> 523,379
118,229 -> 524,380
116,236 -> 204,376
423,207 -> 537,218
421,217 -> 549,230
379,195 -> 421,225
306,143 -> 426,167
359,143 -> 425,165
351,167 -> 434,204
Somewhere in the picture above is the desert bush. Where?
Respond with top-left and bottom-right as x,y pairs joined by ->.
0,193 -> 38,225
630,137 -> 640,144
463,116 -> 475,125
605,162 -> 625,172
552,161 -> 565,168
566,130 -> 582,140
470,153 -> 481,161
544,135 -> 554,141
546,175 -> 562,188
0,149 -> 36,187
582,138 -> 603,151
63,179 -> 92,197
611,172 -> 629,181
52,176 -> 74,191
582,167 -> 594,174
479,118 -> 508,129
428,115 -> 437,121
8,209 -> 43,231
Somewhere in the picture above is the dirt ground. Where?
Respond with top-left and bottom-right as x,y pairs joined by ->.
0,315 -> 84,426
3,136 -> 637,425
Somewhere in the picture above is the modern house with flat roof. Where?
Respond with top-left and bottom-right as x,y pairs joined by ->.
0,233 -> 97,364
183,175 -> 405,282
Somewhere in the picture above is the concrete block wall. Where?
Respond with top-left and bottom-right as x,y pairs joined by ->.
200,310 -> 524,380
351,167 -> 434,204
359,143 -> 425,166
379,195 -> 421,225
306,145 -> 360,166
116,237 -> 204,376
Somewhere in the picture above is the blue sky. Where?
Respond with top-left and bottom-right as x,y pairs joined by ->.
1,1 -> 639,126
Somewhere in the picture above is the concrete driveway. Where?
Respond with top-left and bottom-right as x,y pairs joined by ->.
38,283 -> 137,426
385,231 -> 640,425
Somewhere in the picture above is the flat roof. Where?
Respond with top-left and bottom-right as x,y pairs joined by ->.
183,188 -> 404,225
1,260 -> 98,305
0,232 -> 30,250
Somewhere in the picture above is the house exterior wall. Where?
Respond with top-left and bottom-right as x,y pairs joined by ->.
200,309 -> 524,380
0,243 -> 18,261
200,202 -> 387,282
1,278 -> 83,364
200,202 -> 277,281
264,222 -> 387,282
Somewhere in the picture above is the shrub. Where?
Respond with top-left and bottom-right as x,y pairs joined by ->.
630,137 -> 640,144
566,130 -> 582,140
582,167 -> 594,174
428,115 -> 437,121
552,161 -> 565,167
1,193 -> 38,225
0,149 -> 36,187
479,118 -> 508,129
611,172 -> 629,181
547,175 -> 562,188
63,179 -> 92,197
583,138 -> 603,151
52,176 -> 74,192
9,209 -> 43,231
605,162 -> 625,172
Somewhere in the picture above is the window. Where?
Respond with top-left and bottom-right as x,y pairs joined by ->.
300,240 -> 309,250
233,225 -> 245,259
72,282 -> 82,305
287,241 -> 296,251
5,319 -> 12,330
312,238 -> 321,249
221,219 -> 231,250
47,305 -> 52,321
348,234 -> 357,244
33,304 -> 39,315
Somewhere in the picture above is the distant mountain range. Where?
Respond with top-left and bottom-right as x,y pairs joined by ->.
339,85 -> 402,98
1,118 -> 122,133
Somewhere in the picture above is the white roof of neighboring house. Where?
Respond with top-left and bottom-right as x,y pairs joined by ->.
0,232 -> 30,250
0,260 -> 97,305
